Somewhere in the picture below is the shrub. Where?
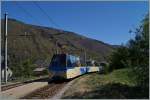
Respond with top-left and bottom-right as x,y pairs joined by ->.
108,46 -> 131,71
11,59 -> 35,78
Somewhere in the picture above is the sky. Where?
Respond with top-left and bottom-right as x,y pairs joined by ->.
1,1 -> 149,45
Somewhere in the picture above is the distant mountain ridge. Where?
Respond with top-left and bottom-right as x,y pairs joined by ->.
1,18 -> 115,67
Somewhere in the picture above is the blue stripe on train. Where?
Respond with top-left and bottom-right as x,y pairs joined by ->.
80,67 -> 86,74
80,67 -> 90,74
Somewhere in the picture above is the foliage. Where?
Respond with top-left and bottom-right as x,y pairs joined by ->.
108,15 -> 149,88
22,59 -> 36,77
103,63 -> 109,74
11,59 -> 36,78
127,14 -> 149,88
108,46 -> 131,71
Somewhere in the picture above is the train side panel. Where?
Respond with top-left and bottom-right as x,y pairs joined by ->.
87,67 -> 100,72
66,67 -> 100,79
66,67 -> 81,79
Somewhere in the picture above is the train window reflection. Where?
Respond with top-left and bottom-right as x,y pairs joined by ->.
67,55 -> 81,67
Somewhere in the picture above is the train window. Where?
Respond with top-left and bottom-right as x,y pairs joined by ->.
50,54 -> 66,67
67,59 -> 72,67
67,55 -> 81,67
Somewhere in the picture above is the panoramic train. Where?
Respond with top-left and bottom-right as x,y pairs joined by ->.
48,53 -> 102,80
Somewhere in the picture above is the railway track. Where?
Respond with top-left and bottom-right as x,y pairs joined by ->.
1,77 -> 48,91
1,76 -> 70,99
21,81 -> 68,99
1,83 -> 25,91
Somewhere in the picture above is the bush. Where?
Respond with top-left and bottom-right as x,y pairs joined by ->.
22,59 -> 36,77
11,59 -> 35,78
108,46 -> 131,71
102,63 -> 109,74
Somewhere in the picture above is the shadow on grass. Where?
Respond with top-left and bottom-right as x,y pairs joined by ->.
63,83 -> 149,99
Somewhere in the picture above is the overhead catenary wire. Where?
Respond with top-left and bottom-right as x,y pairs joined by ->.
13,1 -> 60,49
14,1 -> 42,25
33,1 -> 61,29
13,2 -> 42,38
33,1 -> 64,53
10,2 -> 39,62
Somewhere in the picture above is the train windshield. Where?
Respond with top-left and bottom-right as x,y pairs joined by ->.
67,55 -> 80,67
50,54 -> 66,67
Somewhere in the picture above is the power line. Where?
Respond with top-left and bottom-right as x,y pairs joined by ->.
14,1 -> 41,25
33,1 -> 61,29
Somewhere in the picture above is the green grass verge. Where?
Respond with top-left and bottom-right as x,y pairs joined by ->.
62,68 -> 149,99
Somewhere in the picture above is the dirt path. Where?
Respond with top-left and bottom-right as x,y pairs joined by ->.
1,82 -> 48,99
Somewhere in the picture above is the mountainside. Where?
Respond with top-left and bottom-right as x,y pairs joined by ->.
1,18 -> 114,68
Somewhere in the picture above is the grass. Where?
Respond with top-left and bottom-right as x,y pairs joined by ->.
86,68 -> 136,87
62,68 -> 149,99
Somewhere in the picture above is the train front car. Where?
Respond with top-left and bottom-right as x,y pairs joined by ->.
48,53 -> 102,80
48,54 -> 81,80
48,54 -> 67,80
65,55 -> 81,79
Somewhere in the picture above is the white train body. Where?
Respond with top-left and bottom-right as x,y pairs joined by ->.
48,54 -> 102,79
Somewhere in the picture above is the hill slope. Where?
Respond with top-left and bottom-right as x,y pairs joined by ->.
1,18 -> 114,68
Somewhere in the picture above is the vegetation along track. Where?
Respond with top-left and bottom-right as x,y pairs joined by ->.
21,80 -> 69,99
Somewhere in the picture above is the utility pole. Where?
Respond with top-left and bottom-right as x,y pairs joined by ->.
4,13 -> 8,84
55,40 -> 58,54
84,49 -> 86,66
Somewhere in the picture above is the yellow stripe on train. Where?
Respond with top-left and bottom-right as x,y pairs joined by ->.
66,67 -> 100,79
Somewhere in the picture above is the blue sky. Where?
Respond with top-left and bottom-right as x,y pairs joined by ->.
1,1 -> 148,45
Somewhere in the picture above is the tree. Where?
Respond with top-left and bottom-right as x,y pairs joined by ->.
109,45 -> 130,71
128,14 -> 149,88
22,59 -> 35,78
11,59 -> 35,78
